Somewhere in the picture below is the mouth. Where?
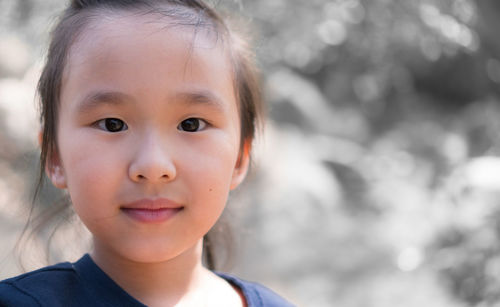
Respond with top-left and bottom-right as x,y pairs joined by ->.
120,198 -> 184,223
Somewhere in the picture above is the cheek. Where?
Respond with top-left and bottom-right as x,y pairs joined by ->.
59,135 -> 123,208
180,136 -> 239,209
64,149 -> 115,186
185,136 -> 239,182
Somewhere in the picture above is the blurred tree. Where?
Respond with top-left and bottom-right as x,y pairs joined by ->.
2,0 -> 500,305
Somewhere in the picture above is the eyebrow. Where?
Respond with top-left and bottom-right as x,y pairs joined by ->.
174,90 -> 227,112
76,91 -> 133,114
75,89 -> 227,113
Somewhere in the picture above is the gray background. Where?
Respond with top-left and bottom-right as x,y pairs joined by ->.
2,0 -> 500,306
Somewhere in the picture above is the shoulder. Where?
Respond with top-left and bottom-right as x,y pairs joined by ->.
217,273 -> 296,307
1,254 -> 146,307
0,281 -> 40,306
0,261 -> 79,306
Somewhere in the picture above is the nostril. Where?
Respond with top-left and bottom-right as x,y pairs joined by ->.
135,174 -> 169,180
129,163 -> 176,182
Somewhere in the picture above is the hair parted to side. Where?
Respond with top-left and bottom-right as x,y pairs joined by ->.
26,0 -> 263,271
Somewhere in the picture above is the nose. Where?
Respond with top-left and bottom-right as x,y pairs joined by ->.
128,133 -> 176,183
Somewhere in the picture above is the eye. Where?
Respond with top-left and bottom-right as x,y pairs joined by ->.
177,118 -> 207,132
96,118 -> 128,132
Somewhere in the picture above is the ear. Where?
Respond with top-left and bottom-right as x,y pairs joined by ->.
38,130 -> 43,147
46,152 -> 67,189
230,140 -> 251,190
41,131 -> 67,189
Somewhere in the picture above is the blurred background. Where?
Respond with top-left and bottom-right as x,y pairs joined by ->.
2,0 -> 500,306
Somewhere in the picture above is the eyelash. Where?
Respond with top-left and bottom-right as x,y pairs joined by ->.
94,117 -> 208,133
96,118 -> 128,132
177,118 -> 208,132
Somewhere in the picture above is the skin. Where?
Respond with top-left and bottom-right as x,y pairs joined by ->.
46,12 -> 249,307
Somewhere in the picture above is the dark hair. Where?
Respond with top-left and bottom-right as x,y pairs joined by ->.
23,0 -> 262,271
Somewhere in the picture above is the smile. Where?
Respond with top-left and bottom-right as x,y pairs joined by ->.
121,198 -> 184,223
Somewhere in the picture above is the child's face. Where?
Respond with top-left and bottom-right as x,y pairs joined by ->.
49,14 -> 249,263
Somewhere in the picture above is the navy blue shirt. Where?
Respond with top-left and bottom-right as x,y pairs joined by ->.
0,254 -> 294,306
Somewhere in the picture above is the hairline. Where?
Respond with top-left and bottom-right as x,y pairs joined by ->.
61,6 -> 242,115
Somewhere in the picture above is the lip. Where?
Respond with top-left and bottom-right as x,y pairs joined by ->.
121,198 -> 183,223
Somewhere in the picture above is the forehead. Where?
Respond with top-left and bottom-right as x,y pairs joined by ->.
64,10 -> 231,82
60,10 -> 236,110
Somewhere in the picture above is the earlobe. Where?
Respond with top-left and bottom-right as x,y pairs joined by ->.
48,165 -> 67,189
230,140 -> 251,190
46,149 -> 67,189
38,130 -> 43,147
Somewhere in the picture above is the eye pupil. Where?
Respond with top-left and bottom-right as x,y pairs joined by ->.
180,118 -> 200,132
105,118 -> 124,132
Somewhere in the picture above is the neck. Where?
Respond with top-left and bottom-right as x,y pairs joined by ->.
90,239 -> 209,306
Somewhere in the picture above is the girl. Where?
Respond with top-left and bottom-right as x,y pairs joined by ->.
0,0 -> 293,306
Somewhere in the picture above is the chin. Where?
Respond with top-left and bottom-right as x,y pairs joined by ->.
116,239 -> 203,265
